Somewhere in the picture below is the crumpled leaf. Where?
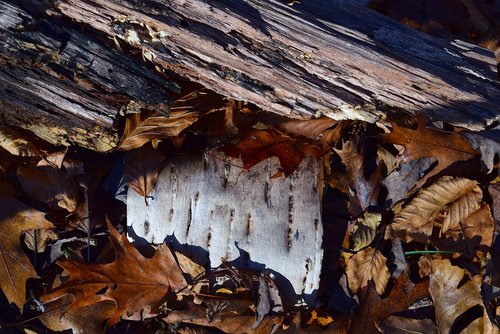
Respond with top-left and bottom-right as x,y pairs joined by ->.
332,135 -> 381,216
346,247 -> 390,295
377,315 -> 437,334
388,176 -> 482,242
123,144 -> 167,205
260,114 -> 338,140
429,259 -> 498,334
220,129 -> 324,177
0,194 -> 54,309
254,274 -> 284,329
119,89 -> 225,150
352,212 -> 381,251
16,165 -> 80,212
381,114 -> 478,188
464,129 -> 500,173
40,220 -> 187,326
350,271 -> 431,334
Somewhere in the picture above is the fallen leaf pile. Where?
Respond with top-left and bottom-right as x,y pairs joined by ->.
0,2 -> 499,333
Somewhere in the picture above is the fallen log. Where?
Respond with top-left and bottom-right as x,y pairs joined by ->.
1,0 -> 499,151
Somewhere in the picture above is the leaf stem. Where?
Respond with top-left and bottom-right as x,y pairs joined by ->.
404,250 -> 456,256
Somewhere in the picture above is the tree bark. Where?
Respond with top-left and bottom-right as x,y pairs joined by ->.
1,0 -> 499,150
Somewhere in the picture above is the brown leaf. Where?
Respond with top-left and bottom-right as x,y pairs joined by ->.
388,176 -> 483,243
381,114 -> 478,187
219,129 -> 324,176
16,165 -> 81,212
431,203 -> 494,261
331,135 -> 381,216
377,315 -> 437,334
346,247 -> 390,295
260,114 -> 338,140
123,144 -> 167,205
349,271 -> 431,334
429,259 -> 497,334
351,212 -> 381,251
40,295 -> 115,334
23,228 -> 58,253
118,89 -> 225,150
40,220 -> 187,326
0,194 -> 53,309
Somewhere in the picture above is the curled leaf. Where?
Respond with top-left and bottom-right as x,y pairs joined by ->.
352,212 -> 381,251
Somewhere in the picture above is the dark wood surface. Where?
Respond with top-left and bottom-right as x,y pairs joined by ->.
1,0 -> 499,150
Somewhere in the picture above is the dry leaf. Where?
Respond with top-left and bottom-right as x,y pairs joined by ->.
220,129 -> 324,176
0,195 -> 53,309
119,89 -> 225,150
123,144 -> 167,205
388,176 -> 482,243
260,114 -> 338,140
332,135 -> 381,216
23,228 -> 58,253
346,247 -> 390,295
16,166 -> 80,212
349,271 -> 431,334
40,220 -> 187,326
381,114 -> 478,187
175,251 -> 205,279
40,295 -> 115,334
0,126 -> 41,157
377,315 -> 437,334
429,259 -> 498,334
352,212 -> 381,251
464,129 -> 500,173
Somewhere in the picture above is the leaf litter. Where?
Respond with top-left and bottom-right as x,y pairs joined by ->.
0,85 -> 499,334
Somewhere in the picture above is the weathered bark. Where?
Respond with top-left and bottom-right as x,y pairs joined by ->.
1,0 -> 499,150
127,153 -> 323,302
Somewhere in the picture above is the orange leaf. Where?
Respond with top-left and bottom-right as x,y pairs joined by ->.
40,220 -> 187,326
219,129 -> 324,176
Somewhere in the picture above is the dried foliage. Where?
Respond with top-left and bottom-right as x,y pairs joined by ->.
346,247 -> 390,295
40,220 -> 187,326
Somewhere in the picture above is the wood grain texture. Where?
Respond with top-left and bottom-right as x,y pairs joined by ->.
127,153 -> 323,296
52,0 -> 500,129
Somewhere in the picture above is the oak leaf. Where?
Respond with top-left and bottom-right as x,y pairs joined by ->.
0,194 -> 54,309
388,176 -> 482,243
123,144 -> 167,205
259,114 -> 338,140
331,135 -> 381,216
40,220 -> 187,326
219,129 -> 324,177
381,114 -> 478,187
118,89 -> 225,150
349,271 -> 431,334
346,247 -> 390,295
429,259 -> 498,334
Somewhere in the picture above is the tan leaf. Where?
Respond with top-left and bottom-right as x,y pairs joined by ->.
123,144 -> 167,205
260,114 -> 338,140
23,228 -> 59,253
388,176 -> 482,242
0,195 -> 53,309
429,259 -> 498,334
346,247 -> 390,295
0,126 -> 40,157
40,220 -> 187,326
118,89 -> 225,150
16,166 -> 80,212
175,251 -> 205,279
352,212 -> 381,251
381,114 -> 478,188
